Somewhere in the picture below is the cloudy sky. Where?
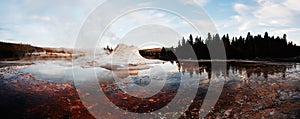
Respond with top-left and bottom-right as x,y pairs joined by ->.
0,0 -> 299,48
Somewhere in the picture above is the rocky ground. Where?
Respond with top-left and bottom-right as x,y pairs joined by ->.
0,64 -> 300,119
185,77 -> 300,119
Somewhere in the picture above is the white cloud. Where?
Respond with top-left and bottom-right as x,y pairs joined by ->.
271,28 -> 300,35
154,13 -> 165,17
228,0 -> 300,45
231,15 -> 242,22
231,0 -> 300,30
137,2 -> 153,7
238,21 -> 252,31
0,0 -> 104,48
230,3 -> 254,32
254,0 -> 294,26
233,3 -> 250,15
194,0 -> 210,6
283,0 -> 300,12
108,10 -> 180,39
29,15 -> 52,22
180,0 -> 210,6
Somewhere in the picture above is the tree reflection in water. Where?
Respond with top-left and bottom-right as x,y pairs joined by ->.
175,60 -> 297,80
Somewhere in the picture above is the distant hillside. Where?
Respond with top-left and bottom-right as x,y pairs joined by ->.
0,41 -> 73,60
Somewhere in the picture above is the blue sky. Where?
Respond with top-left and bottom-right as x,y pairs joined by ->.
0,0 -> 299,48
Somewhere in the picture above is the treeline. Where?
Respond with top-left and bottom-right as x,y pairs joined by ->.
159,32 -> 300,60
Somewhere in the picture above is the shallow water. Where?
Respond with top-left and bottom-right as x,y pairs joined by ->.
15,60 -> 300,84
